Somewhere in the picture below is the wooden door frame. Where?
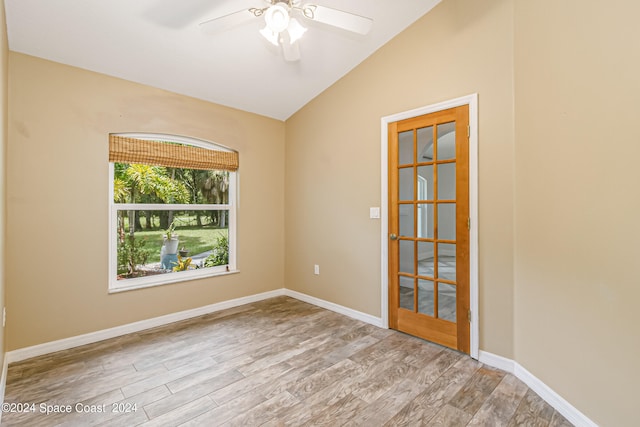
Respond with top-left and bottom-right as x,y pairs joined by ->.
380,94 -> 479,359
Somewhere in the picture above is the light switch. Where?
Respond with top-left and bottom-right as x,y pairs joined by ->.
369,207 -> 381,219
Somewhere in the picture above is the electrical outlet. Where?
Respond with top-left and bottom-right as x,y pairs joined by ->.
314,264 -> 320,275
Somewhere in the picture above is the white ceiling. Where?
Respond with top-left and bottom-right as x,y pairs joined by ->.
5,0 -> 441,121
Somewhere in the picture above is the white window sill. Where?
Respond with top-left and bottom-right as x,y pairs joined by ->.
108,268 -> 240,294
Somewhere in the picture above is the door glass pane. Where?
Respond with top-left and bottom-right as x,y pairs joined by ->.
399,204 -> 414,237
398,130 -> 414,165
437,203 -> 456,240
438,243 -> 456,281
438,283 -> 456,322
417,241 -> 434,278
436,122 -> 456,161
417,165 -> 434,200
399,167 -> 414,201
418,279 -> 434,316
398,240 -> 415,275
416,204 -> 433,238
437,163 -> 456,200
417,126 -> 434,162
399,276 -> 414,310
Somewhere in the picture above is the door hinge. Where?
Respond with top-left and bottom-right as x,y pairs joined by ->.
467,125 -> 470,138
468,310 -> 472,323
467,217 -> 470,230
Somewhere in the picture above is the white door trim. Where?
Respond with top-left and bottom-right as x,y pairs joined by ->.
380,94 -> 479,359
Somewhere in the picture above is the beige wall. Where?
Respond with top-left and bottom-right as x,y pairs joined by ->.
285,0 -> 516,357
0,0 -> 7,368
6,53 -> 285,350
514,1 -> 640,425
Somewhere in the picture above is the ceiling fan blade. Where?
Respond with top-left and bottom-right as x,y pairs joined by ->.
199,9 -> 257,34
144,0 -> 216,28
302,4 -> 373,35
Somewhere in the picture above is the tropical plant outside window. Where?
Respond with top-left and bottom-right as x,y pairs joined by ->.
109,134 -> 237,292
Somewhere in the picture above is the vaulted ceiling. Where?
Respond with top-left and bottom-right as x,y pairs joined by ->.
5,0 -> 441,120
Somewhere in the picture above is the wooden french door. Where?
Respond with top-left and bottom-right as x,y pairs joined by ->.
388,105 -> 470,353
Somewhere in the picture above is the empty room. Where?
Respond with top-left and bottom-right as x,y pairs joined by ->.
0,0 -> 637,426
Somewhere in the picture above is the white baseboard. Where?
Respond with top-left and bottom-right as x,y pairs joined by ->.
6,289 -> 285,364
4,288 -> 383,365
479,351 -> 598,427
478,349 -> 516,373
284,289 -> 383,328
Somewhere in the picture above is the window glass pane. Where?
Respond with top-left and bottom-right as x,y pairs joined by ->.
114,163 -> 229,205
116,209 -> 229,280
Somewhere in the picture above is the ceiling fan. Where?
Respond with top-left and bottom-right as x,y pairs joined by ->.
199,0 -> 373,62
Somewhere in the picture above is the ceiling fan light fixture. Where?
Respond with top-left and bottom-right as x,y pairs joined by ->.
287,18 -> 307,44
259,26 -> 280,46
264,4 -> 290,33
199,1 -> 374,62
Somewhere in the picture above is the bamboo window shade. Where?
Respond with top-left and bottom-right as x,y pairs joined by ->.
109,135 -> 238,171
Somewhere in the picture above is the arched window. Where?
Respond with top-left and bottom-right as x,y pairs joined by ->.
108,133 -> 238,292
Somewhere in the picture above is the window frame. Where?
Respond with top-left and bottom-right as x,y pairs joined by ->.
108,133 -> 238,293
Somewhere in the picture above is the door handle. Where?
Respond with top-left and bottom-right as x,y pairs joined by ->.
390,233 -> 398,240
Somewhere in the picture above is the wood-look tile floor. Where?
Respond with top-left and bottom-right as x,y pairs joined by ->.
3,297 -> 573,426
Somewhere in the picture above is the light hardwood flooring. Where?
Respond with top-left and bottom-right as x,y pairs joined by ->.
3,297 -> 572,426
